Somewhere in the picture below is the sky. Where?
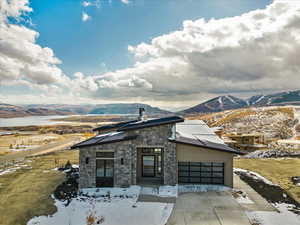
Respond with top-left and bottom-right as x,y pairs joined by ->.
0,0 -> 300,110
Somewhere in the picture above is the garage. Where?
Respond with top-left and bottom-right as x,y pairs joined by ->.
178,162 -> 224,184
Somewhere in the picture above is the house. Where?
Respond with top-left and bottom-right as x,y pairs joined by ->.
224,133 -> 267,151
71,109 -> 243,188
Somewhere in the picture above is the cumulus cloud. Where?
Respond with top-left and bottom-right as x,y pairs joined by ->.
82,12 -> 91,22
2,0 -> 300,108
0,0 -> 68,89
71,0 -> 300,104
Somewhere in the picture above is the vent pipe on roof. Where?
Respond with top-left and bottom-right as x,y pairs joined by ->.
138,107 -> 145,121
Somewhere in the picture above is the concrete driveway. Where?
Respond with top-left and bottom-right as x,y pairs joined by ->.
166,191 -> 251,225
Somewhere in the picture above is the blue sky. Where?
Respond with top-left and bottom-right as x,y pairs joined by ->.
30,0 -> 272,76
1,0 -> 300,109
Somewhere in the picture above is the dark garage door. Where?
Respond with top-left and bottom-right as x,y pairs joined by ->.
178,162 -> 224,184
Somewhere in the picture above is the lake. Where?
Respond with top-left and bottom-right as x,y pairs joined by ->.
0,115 -> 75,127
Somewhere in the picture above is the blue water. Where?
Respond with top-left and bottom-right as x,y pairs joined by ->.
0,115 -> 74,127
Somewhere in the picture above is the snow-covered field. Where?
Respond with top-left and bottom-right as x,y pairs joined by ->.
27,186 -> 173,225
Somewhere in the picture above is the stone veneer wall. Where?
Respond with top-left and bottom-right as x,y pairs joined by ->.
127,124 -> 177,185
79,123 -> 177,188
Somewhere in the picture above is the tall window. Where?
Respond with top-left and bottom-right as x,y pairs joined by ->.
96,151 -> 114,178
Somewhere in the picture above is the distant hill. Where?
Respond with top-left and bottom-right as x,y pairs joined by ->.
0,103 -> 170,118
182,90 -> 300,114
0,103 -> 71,118
88,103 -> 169,115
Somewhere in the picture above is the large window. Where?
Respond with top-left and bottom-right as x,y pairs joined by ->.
178,162 -> 224,184
96,151 -> 114,187
96,159 -> 114,177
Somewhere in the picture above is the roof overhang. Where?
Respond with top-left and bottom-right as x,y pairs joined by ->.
169,136 -> 245,155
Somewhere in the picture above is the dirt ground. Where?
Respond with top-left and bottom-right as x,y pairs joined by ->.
234,158 -> 300,204
0,150 -> 79,225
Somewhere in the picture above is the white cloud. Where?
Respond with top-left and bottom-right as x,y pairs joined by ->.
121,0 -> 130,5
82,1 -> 92,7
82,12 -> 91,22
82,0 -> 100,8
95,0 -> 300,101
0,0 -> 68,90
2,0 -> 300,108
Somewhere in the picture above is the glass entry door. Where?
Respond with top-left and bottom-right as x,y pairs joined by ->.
96,159 -> 114,187
142,155 -> 155,177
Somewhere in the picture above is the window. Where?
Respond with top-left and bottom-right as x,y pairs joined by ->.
96,159 -> 114,178
178,162 -> 224,184
96,151 -> 114,158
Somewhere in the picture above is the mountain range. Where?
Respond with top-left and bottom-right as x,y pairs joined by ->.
1,90 -> 300,118
182,90 -> 300,114
0,103 -> 170,118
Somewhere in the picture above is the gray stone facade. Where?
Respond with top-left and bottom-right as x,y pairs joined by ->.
79,123 -> 177,188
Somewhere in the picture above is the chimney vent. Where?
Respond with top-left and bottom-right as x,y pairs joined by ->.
138,107 -> 145,121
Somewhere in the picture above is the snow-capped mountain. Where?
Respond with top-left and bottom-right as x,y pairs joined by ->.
182,90 -> 300,114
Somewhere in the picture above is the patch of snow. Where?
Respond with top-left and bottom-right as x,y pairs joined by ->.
178,184 -> 230,193
81,186 -> 141,200
253,95 -> 265,104
0,164 -> 30,176
232,189 -> 254,204
27,188 -> 173,225
246,203 -> 300,225
140,187 -> 158,196
159,186 -> 178,197
226,95 -> 237,104
218,96 -> 224,109
234,168 -> 277,186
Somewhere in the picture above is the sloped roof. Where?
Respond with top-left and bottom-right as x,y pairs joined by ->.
169,135 -> 244,154
71,131 -> 137,148
93,120 -> 139,132
118,116 -> 184,131
175,120 -> 225,144
93,116 -> 184,132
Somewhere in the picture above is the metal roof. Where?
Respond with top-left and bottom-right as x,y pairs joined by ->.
93,119 -> 139,132
118,116 -> 184,131
175,120 -> 225,144
71,131 -> 137,148
169,135 -> 244,155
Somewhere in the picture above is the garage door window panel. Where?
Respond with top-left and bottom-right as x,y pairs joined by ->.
178,162 -> 224,185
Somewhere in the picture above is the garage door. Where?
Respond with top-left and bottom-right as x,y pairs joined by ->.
178,162 -> 224,184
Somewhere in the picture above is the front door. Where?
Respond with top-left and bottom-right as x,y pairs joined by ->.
142,155 -> 155,177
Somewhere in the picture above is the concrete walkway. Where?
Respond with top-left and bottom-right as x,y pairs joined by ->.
234,174 -> 277,212
166,191 -> 251,225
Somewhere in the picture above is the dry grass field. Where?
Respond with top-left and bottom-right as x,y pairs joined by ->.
0,150 -> 79,225
234,158 -> 300,204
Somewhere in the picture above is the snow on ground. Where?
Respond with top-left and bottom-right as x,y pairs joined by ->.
246,203 -> 300,225
140,186 -> 178,197
27,186 -> 174,225
232,189 -> 254,204
159,186 -> 178,197
178,184 -> 230,193
0,162 -> 31,176
234,168 -> 277,186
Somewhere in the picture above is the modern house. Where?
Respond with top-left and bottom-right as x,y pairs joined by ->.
224,133 -> 267,151
72,109 -> 243,188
